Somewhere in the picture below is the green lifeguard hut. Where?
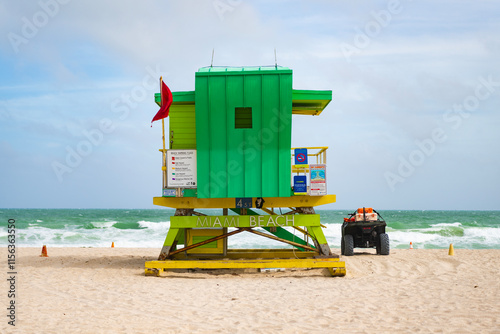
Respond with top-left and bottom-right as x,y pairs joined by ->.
145,66 -> 345,276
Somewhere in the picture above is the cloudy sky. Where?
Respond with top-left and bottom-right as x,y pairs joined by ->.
1,0 -> 499,210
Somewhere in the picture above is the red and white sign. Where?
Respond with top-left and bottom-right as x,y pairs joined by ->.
309,164 -> 327,196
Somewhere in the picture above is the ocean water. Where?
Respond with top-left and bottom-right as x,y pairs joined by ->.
1,209 -> 499,250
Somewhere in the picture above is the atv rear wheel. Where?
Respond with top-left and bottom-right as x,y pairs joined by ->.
344,234 -> 354,256
379,233 -> 390,255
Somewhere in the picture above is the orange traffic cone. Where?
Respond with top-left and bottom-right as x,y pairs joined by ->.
111,242 -> 115,248
40,245 -> 48,257
409,242 -> 413,249
448,243 -> 454,256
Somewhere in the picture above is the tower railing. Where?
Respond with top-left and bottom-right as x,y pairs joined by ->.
291,146 -> 328,174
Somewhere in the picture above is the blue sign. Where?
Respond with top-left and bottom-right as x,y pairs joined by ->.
294,148 -> 308,165
163,189 -> 176,197
293,175 -> 307,194
235,198 -> 252,208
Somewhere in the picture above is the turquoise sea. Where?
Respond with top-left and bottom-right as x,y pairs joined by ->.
1,209 -> 499,249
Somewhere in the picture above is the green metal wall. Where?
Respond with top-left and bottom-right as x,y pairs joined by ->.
195,67 -> 293,199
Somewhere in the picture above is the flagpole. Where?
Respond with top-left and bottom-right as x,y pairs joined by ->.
160,76 -> 167,189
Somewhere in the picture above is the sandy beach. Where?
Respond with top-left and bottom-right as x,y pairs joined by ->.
2,247 -> 499,333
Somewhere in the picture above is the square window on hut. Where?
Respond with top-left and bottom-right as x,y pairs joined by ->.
235,107 -> 252,129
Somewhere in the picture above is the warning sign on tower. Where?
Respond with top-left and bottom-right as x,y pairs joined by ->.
166,150 -> 197,188
310,164 -> 326,196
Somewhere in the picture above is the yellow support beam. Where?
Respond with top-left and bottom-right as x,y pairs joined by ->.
153,195 -> 336,209
145,258 -> 346,277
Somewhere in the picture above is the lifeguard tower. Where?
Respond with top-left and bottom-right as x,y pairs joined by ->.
145,66 -> 345,277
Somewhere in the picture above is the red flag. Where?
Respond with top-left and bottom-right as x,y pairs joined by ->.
151,80 -> 172,124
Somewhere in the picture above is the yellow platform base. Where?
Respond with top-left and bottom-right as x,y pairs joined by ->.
145,256 -> 346,277
153,195 -> 336,209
